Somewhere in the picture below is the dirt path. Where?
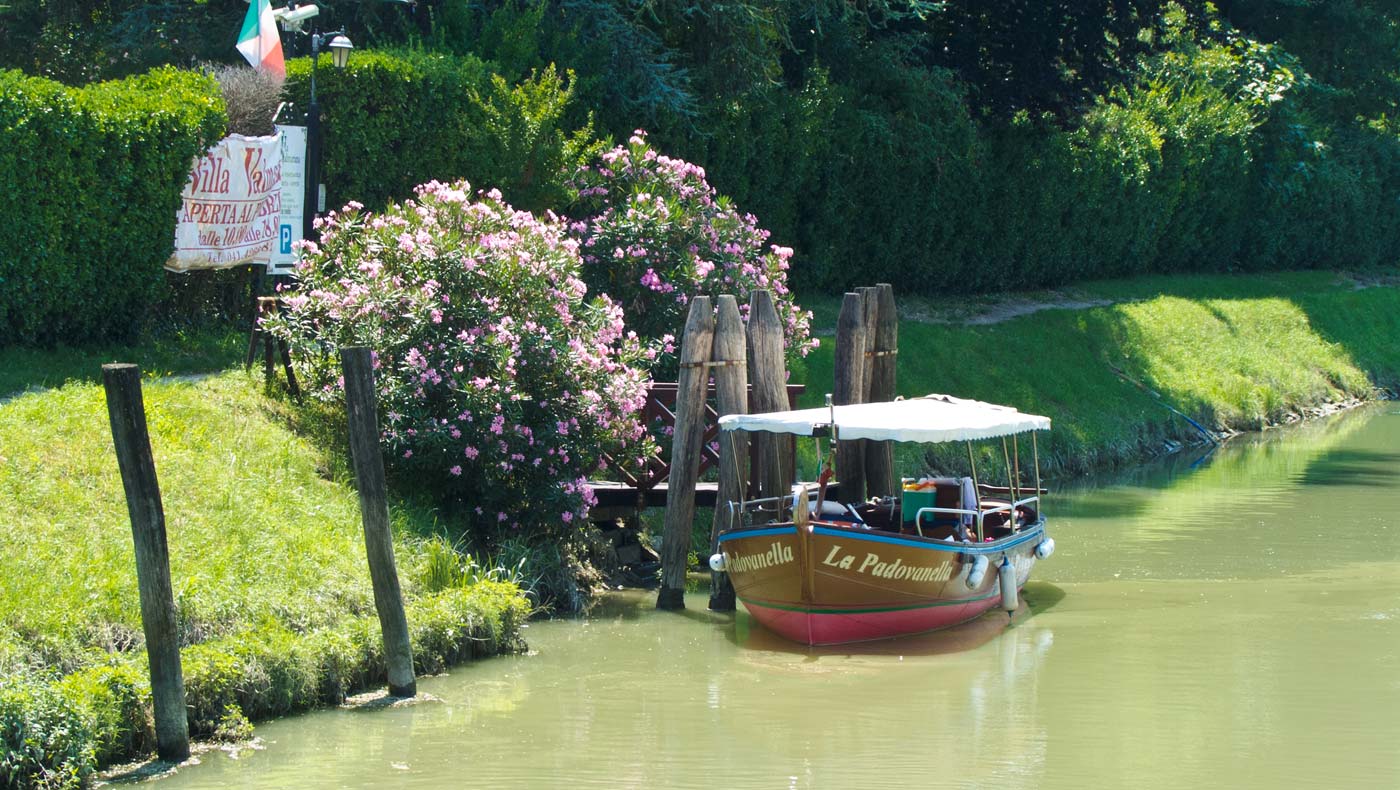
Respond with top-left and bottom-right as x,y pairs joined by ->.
0,371 -> 219,406
897,289 -> 1116,326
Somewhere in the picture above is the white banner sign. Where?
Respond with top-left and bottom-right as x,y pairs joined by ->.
270,124 -> 306,274
166,133 -> 283,272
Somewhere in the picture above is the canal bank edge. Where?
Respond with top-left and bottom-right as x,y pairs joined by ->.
0,374 -> 531,789
793,270 -> 1400,477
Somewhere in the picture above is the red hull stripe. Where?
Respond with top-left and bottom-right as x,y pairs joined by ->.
741,598 -> 1004,645
739,591 -> 1000,616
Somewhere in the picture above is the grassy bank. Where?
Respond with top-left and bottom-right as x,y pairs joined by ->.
795,271 -> 1400,477
0,327 -> 244,401
0,372 -> 529,788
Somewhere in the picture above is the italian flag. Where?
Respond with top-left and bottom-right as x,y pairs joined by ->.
236,0 -> 285,77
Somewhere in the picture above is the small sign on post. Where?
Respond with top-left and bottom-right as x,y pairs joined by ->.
269,124 -> 307,275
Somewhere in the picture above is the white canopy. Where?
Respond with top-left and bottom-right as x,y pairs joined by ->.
717,394 -> 1050,443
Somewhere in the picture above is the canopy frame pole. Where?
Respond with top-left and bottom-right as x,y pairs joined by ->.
966,441 -> 982,542
729,429 -> 745,527
1002,437 -> 1015,532
1001,437 -> 1014,491
1012,435 -> 1024,531
1033,432 -> 1042,516
1012,434 -> 1022,505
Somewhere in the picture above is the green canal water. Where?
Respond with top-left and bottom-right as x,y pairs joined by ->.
151,407 -> 1400,789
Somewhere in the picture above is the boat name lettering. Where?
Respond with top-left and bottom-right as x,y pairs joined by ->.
723,541 -> 794,573
821,544 -> 954,583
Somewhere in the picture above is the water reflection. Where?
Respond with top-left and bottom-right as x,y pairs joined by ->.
149,407 -> 1400,790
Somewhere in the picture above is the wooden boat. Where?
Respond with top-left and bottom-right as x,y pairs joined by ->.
712,394 -> 1055,646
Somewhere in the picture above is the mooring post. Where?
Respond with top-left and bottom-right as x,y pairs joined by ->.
834,292 -> 867,503
708,295 -> 747,612
746,290 -> 792,501
101,364 -> 190,763
856,287 -> 879,498
865,283 -> 898,497
341,347 -> 417,697
858,287 -> 879,401
658,297 -> 716,610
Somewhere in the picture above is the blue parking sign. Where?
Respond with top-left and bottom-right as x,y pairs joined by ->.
279,224 -> 293,255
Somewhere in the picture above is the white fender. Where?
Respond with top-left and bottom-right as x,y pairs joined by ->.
1035,537 -> 1055,559
708,553 -> 726,573
966,555 -> 990,589
999,556 -> 1018,613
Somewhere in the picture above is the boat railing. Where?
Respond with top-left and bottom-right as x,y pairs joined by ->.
725,495 -> 795,531
914,495 -> 1040,542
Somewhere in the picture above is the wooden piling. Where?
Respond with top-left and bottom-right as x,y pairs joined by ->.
341,347 -> 416,697
859,287 -> 879,402
834,293 -> 867,504
865,284 -> 898,497
101,364 -> 190,763
746,290 -> 793,502
658,297 -> 715,610
708,295 -> 747,612
855,287 -> 879,499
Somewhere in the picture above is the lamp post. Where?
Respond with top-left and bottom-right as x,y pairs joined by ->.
304,29 -> 353,242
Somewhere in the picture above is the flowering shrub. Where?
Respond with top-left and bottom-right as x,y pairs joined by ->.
569,131 -> 816,373
263,181 -> 655,535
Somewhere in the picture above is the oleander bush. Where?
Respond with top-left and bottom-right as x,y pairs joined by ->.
568,130 -> 815,371
264,180 -> 655,536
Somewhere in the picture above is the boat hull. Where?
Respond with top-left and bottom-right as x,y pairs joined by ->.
718,521 -> 1046,645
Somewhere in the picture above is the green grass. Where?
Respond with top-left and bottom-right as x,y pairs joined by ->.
0,370 -> 529,785
794,271 -> 1400,477
0,373 -> 371,666
0,327 -> 245,400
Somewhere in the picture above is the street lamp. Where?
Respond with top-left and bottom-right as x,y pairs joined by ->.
328,35 -> 353,68
304,29 -> 353,241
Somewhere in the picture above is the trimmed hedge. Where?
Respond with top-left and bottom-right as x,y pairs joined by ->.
283,50 -> 599,214
1,583 -> 527,789
0,67 -> 226,346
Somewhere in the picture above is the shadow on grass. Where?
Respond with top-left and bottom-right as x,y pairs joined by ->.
0,327 -> 245,400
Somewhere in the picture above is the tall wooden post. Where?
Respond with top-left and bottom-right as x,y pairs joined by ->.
658,297 -> 715,610
708,296 -> 747,612
858,287 -> 879,402
102,364 -> 190,763
856,287 -> 879,499
747,290 -> 792,501
834,293 -> 867,504
865,284 -> 898,497
341,347 -> 416,697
